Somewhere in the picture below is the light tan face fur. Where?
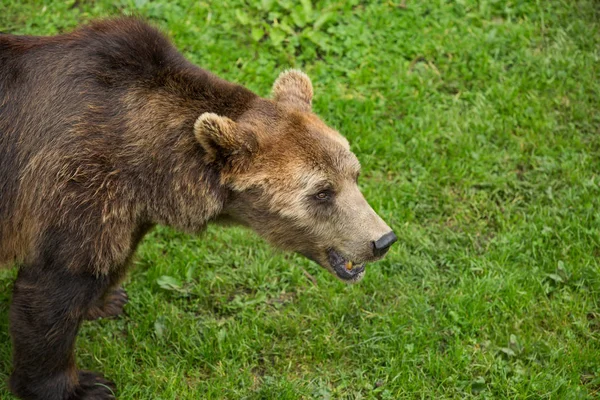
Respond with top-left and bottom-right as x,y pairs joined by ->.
194,70 -> 392,283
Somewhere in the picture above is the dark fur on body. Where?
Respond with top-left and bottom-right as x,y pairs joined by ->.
0,19 -> 259,270
0,18 -> 393,400
0,19 -> 259,399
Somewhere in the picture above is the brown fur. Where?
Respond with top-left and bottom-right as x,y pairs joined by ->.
0,18 -> 393,399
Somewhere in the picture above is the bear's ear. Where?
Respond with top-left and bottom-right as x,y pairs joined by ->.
272,69 -> 313,112
194,113 -> 256,165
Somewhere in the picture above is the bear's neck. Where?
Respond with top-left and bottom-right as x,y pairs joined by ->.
123,67 -> 258,232
156,66 -> 259,121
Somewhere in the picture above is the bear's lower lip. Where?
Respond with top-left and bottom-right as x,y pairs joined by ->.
327,249 -> 365,281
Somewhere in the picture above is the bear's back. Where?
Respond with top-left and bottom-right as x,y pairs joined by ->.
0,18 -> 253,267
0,19 -> 188,266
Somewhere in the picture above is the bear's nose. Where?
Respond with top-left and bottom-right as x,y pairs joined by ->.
372,231 -> 397,257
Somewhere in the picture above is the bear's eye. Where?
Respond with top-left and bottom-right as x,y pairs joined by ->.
314,190 -> 333,202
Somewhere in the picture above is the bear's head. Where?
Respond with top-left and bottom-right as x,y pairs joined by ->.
194,70 -> 395,283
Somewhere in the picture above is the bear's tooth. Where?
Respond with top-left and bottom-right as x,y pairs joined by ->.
345,261 -> 353,270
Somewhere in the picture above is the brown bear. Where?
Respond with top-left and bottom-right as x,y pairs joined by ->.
0,18 -> 396,399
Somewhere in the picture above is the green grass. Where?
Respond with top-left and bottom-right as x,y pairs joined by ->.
1,0 -> 600,398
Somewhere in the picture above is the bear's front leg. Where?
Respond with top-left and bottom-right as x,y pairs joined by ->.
8,264 -> 117,400
85,287 -> 129,321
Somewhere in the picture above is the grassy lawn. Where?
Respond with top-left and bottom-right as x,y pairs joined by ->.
1,0 -> 600,398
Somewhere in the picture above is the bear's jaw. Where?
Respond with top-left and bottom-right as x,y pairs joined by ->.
327,249 -> 365,283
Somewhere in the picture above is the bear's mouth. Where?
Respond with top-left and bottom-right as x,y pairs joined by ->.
327,249 -> 365,282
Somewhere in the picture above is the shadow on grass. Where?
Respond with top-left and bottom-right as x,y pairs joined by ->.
0,271 -> 15,397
